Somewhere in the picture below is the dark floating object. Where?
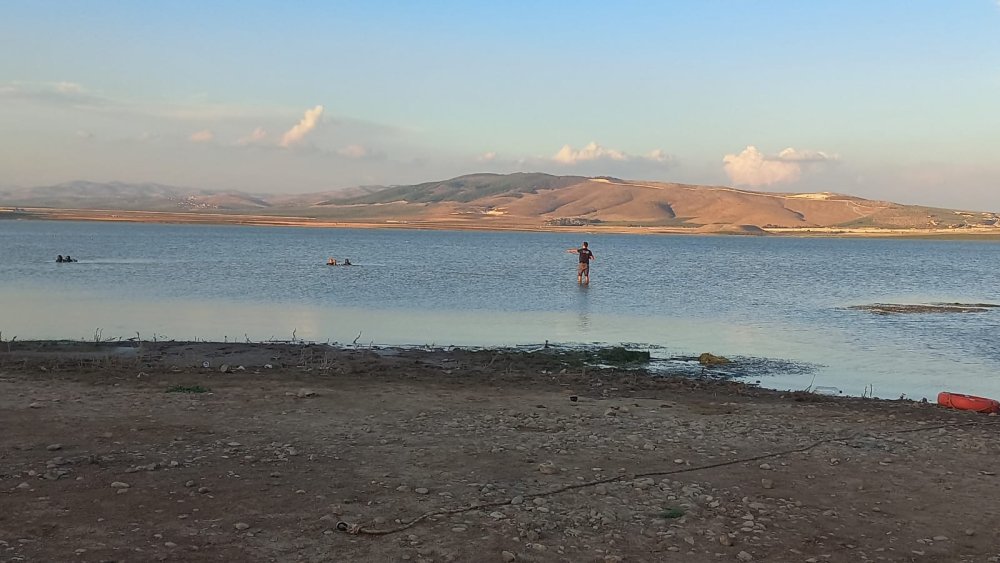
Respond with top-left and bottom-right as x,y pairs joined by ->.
850,303 -> 999,315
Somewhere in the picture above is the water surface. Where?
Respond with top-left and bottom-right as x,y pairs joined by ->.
3,220 -> 999,400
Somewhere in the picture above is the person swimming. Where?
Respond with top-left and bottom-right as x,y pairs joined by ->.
56,255 -> 64,263
343,258 -> 352,266
326,257 -> 338,266
64,255 -> 77,263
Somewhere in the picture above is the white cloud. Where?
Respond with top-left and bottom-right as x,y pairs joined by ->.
647,148 -> 670,163
477,151 -> 497,162
723,145 -> 838,187
189,129 -> 215,143
337,144 -> 369,159
550,142 -> 673,168
280,105 -> 324,147
237,127 -> 268,145
553,142 -> 627,164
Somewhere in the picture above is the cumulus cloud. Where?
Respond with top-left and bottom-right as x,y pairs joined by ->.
337,144 -> 369,159
280,105 -> 324,147
237,127 -> 268,145
189,129 -> 215,143
553,142 -> 627,164
549,142 -> 673,167
723,145 -> 838,187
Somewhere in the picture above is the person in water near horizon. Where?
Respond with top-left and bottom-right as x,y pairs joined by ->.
64,255 -> 76,263
56,255 -> 64,263
326,257 -> 337,266
343,258 -> 352,266
566,241 -> 594,284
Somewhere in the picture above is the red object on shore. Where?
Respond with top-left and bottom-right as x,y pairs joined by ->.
937,392 -> 1000,414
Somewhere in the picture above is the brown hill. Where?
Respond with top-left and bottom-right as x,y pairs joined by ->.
3,174 -> 998,232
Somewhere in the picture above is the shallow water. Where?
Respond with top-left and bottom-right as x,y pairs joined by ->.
2,220 -> 999,400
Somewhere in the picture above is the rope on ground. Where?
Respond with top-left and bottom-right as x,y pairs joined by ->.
336,418 -> 1000,537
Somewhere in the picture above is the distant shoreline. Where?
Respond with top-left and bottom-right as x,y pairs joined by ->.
4,206 -> 1000,239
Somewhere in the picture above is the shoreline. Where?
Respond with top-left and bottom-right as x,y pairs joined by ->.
2,340 -> 999,561
5,207 -> 1000,239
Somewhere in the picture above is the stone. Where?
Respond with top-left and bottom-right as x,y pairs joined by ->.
761,479 -> 774,489
414,488 -> 429,495
110,481 -> 130,489
234,522 -> 250,530
538,462 -> 558,475
737,551 -> 753,561
510,496 -> 524,505
46,444 -> 62,451
501,551 -> 516,562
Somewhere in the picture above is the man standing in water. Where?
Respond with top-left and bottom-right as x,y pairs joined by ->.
567,241 -> 594,284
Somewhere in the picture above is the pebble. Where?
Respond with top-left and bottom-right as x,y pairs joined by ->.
510,495 -> 524,505
414,488 -> 429,495
761,479 -> 774,489
46,444 -> 62,451
234,522 -> 250,530
110,481 -> 130,489
737,551 -> 753,561
501,551 -> 516,562
538,462 -> 558,475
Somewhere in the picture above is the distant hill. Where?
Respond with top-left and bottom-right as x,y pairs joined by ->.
2,174 -> 998,232
0,181 -> 270,211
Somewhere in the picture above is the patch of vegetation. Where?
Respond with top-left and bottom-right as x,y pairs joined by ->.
596,347 -> 650,364
659,507 -> 685,519
166,384 -> 210,394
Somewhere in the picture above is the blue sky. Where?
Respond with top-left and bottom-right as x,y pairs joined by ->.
1,1 -> 998,209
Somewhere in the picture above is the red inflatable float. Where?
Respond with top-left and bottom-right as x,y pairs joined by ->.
937,392 -> 1000,414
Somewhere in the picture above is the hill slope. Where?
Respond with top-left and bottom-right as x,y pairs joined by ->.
2,175 -> 997,232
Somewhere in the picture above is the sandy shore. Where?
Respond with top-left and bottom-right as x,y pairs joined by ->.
2,341 -> 999,562
6,207 -> 1000,238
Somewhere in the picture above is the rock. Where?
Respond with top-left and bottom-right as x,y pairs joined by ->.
164,542 -> 177,548
758,463 -> 771,470
414,488 -> 429,495
719,535 -> 732,546
220,364 -> 231,373
110,481 -> 130,489
46,444 -> 62,451
932,535 -> 948,541
698,352 -> 730,366
197,486 -> 211,494
965,529 -> 975,536
761,479 -> 774,489
234,522 -> 250,530
296,389 -> 317,398
538,462 -> 558,475
15,482 -> 30,490
501,551 -> 516,562
184,480 -> 196,488
737,551 -> 753,561
510,495 -> 524,505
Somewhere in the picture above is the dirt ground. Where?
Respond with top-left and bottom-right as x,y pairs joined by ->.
1,341 -> 999,563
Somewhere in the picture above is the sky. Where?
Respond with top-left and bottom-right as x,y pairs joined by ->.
1,1 -> 999,209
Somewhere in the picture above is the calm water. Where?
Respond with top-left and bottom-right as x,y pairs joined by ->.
2,220 -> 1000,400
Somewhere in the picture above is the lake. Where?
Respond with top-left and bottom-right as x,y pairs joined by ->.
2,220 -> 999,401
